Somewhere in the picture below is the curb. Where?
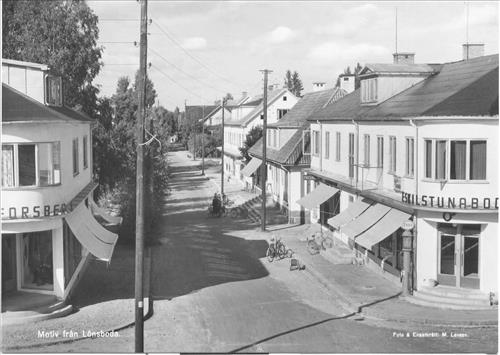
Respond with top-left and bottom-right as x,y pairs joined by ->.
4,246 -> 154,351
297,249 -> 497,328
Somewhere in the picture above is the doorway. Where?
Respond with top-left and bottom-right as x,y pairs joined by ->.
437,224 -> 480,289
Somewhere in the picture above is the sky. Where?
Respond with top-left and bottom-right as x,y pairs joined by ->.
88,1 -> 499,111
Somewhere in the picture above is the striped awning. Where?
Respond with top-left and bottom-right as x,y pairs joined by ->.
328,198 -> 372,229
296,183 -> 339,210
341,203 -> 391,239
65,203 -> 119,262
355,209 -> 411,250
240,157 -> 262,177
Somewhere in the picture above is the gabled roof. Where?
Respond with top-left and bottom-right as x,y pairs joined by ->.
226,89 -> 294,127
310,54 -> 499,121
2,83 -> 93,123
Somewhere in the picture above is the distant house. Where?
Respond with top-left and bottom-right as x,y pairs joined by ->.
2,59 -> 119,310
222,86 -> 299,186
303,48 -> 498,302
247,79 -> 352,222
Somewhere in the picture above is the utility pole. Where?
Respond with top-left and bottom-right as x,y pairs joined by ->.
134,0 -> 147,352
221,97 -> 225,196
201,105 -> 205,175
260,69 -> 272,231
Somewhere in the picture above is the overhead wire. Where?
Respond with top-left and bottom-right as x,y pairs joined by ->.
149,64 -> 205,101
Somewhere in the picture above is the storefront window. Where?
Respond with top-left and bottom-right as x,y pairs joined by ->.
450,140 -> 466,180
19,144 -> 36,186
21,231 -> 53,290
470,140 -> 486,180
38,142 -> 61,186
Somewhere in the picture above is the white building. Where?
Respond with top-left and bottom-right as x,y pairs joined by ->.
247,80 -> 352,223
302,50 -> 498,306
223,87 -> 299,186
2,59 -> 119,309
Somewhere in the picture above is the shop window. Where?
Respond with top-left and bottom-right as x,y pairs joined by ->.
73,138 -> 79,176
405,137 -> 414,177
63,221 -> 82,287
470,141 -> 486,180
325,131 -> 330,159
335,132 -> 341,161
19,144 -> 36,186
21,231 -> 53,291
83,135 -> 88,169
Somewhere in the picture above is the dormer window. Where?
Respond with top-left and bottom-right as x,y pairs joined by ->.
45,75 -> 62,106
361,78 -> 378,104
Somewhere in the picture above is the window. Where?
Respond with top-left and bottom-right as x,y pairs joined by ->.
363,134 -> 370,166
73,138 -> 79,176
361,78 -> 378,103
83,135 -> 88,169
302,130 -> 311,155
45,75 -> 62,106
312,130 -> 320,156
348,133 -> 355,178
335,132 -> 341,161
425,139 -> 486,181
2,142 -> 61,187
405,137 -> 414,177
377,136 -> 384,168
325,132 -> 330,159
389,136 -> 396,173
283,96 -> 287,101
277,109 -> 289,119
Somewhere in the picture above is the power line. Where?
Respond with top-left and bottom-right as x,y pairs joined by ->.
151,20 -> 243,89
149,47 -> 227,95
150,64 -> 205,100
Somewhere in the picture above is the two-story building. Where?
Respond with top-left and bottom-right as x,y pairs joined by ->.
223,86 -> 299,186
247,80 -> 352,223
2,59 -> 119,313
302,48 -> 498,306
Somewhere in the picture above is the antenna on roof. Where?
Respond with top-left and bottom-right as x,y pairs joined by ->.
395,7 -> 398,54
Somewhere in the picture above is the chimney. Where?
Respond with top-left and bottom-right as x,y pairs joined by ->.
393,52 -> 415,64
463,43 -> 484,60
338,75 -> 355,94
241,91 -> 248,98
312,82 -> 326,92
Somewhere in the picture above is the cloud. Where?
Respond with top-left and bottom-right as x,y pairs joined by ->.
267,26 -> 297,44
182,37 -> 207,50
307,42 -> 390,66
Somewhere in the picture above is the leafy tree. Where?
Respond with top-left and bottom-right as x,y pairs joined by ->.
239,126 -> 263,163
284,70 -> 303,97
2,0 -> 103,115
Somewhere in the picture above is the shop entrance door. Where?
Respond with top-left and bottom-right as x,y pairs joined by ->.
438,224 -> 480,289
2,234 -> 17,293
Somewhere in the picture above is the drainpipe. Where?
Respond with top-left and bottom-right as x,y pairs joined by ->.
352,120 -> 359,188
409,119 -> 418,292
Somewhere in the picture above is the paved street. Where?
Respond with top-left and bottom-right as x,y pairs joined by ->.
19,151 -> 497,353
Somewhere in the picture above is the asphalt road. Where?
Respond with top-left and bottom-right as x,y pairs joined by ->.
31,151 -> 497,353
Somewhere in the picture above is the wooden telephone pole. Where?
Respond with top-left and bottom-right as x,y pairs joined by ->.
134,0 -> 147,352
260,69 -> 272,231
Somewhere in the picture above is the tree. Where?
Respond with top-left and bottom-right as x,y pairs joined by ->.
284,70 -> 303,97
2,0 -> 103,115
239,126 -> 263,163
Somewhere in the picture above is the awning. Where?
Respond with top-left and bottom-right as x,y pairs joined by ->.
355,209 -> 411,250
65,203 -> 119,262
90,199 -> 123,225
341,203 -> 391,239
296,183 -> 339,210
328,198 -> 372,229
240,157 -> 262,177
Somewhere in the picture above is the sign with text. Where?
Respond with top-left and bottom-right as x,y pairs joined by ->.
401,192 -> 499,210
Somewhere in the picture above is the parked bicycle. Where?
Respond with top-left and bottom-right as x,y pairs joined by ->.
306,232 -> 334,255
266,236 -> 293,262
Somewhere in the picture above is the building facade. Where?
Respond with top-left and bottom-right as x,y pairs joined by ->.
2,59 -> 119,303
302,52 -> 498,301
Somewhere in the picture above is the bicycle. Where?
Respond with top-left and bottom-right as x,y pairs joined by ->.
306,232 -> 334,255
266,237 -> 293,262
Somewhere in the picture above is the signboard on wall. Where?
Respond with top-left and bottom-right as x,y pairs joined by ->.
401,192 -> 499,210
2,203 -> 70,220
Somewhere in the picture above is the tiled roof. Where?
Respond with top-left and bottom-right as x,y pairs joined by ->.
3,83 -> 93,123
310,54 -> 499,121
226,89 -> 293,127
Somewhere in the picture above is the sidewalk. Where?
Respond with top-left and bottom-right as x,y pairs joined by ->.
243,223 -> 498,328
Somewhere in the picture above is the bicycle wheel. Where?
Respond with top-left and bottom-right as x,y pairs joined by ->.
278,244 -> 286,259
230,208 -> 239,218
266,246 -> 275,262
